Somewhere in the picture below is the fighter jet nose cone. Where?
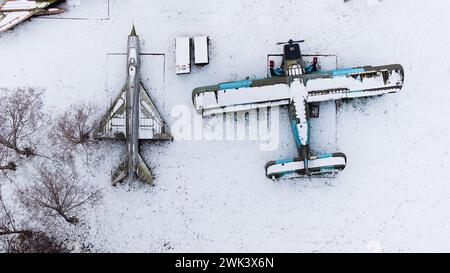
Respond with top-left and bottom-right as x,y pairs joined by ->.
131,25 -> 137,36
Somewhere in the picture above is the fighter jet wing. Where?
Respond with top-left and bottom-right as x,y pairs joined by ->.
138,82 -> 171,140
95,86 -> 127,140
306,64 -> 404,103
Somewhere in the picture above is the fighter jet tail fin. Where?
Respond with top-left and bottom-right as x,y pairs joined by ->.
136,153 -> 154,185
110,153 -> 154,186
111,158 -> 128,186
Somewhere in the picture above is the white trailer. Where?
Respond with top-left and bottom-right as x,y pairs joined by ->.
193,36 -> 209,65
176,37 -> 191,74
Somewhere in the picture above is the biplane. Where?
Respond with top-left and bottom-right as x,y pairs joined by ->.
192,40 -> 404,179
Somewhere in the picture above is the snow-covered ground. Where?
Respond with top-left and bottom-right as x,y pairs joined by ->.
1,0 -> 450,252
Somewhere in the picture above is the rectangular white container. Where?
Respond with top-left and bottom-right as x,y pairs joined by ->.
193,36 -> 209,65
176,37 -> 191,74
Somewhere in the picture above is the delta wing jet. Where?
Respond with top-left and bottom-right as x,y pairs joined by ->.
96,27 -> 172,186
192,40 -> 404,179
0,0 -> 65,32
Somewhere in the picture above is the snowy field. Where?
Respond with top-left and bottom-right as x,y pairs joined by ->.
1,0 -> 450,252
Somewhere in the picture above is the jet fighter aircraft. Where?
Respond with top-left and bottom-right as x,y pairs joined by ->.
0,0 -> 65,32
96,27 -> 172,186
192,40 -> 404,179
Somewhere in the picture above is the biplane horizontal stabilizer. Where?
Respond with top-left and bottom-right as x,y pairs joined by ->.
265,153 -> 347,179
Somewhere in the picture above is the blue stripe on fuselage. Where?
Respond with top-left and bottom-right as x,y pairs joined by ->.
219,79 -> 252,90
332,68 -> 365,76
318,153 -> 333,159
313,68 -> 365,77
290,120 -> 302,147
320,166 -> 337,172
275,158 -> 295,164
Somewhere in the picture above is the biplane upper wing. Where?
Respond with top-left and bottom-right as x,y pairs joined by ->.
193,64 -> 404,116
306,64 -> 404,103
193,77 -> 292,116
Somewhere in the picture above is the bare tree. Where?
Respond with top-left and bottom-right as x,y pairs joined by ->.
18,164 -> 101,225
52,103 -> 99,163
54,103 -> 99,147
0,146 -> 16,173
0,187 -> 32,251
0,88 -> 44,157
0,188 -> 30,238
0,188 -> 68,253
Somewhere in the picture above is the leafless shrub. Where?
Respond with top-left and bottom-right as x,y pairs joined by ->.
0,88 -> 44,157
4,231 -> 69,253
52,103 -> 100,163
18,164 -> 101,225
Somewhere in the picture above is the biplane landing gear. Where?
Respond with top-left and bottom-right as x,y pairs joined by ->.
310,103 -> 320,118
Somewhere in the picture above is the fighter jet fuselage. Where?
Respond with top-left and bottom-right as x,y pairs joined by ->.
125,32 -> 141,184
